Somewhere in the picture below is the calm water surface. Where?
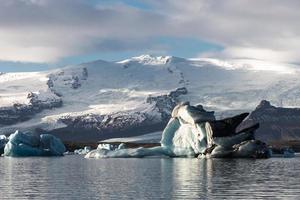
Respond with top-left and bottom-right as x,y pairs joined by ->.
0,155 -> 299,199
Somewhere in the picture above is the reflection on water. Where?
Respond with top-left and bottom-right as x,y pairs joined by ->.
0,156 -> 299,199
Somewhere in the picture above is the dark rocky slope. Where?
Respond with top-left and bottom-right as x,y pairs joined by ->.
42,87 -> 187,142
240,100 -> 300,143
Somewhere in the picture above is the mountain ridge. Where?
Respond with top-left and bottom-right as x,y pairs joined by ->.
1,55 -> 300,142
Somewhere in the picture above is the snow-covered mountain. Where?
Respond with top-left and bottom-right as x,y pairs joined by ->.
1,54 -> 300,142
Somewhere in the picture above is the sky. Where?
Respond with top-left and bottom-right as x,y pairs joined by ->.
0,0 -> 299,72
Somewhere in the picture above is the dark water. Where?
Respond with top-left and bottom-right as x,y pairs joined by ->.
0,156 -> 299,200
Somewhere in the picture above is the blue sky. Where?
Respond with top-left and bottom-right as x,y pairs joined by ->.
0,0 -> 298,72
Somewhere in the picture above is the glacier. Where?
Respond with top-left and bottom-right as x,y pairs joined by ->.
3,130 -> 66,157
85,102 -> 271,159
1,54 -> 300,143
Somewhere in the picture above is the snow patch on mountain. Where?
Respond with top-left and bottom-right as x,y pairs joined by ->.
118,54 -> 172,65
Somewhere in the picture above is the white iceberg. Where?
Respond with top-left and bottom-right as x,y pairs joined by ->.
85,102 -> 271,159
0,135 -> 8,154
74,146 -> 92,155
4,130 -> 66,157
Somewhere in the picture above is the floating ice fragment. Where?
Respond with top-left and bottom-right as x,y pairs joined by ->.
74,146 -> 92,155
4,130 -> 66,157
0,135 -> 8,154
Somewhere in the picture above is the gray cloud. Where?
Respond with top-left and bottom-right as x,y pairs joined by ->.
0,0 -> 299,66
0,0 -> 168,62
150,0 -> 300,65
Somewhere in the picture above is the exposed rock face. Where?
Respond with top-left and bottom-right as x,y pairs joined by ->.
146,87 -> 188,121
27,92 -> 62,109
47,67 -> 88,94
0,92 -> 62,125
0,104 -> 33,125
240,100 -> 300,142
0,67 -> 88,125
53,111 -> 160,142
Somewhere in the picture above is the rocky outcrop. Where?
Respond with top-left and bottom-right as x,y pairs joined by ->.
27,92 -> 62,109
0,92 -> 62,125
0,104 -> 32,125
146,87 -> 188,121
0,67 -> 90,126
240,100 -> 300,142
47,67 -> 88,94
52,111 -> 160,142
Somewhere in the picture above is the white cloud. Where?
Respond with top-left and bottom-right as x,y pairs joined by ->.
149,0 -> 300,70
0,0 -> 168,63
200,46 -> 300,66
0,0 -> 299,67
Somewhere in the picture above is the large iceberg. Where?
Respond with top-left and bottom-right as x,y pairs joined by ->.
3,130 -> 66,157
86,102 -> 271,159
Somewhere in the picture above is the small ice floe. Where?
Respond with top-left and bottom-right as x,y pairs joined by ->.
74,146 -> 92,155
63,151 -> 74,155
85,145 -> 172,159
0,135 -> 8,155
271,147 -> 295,158
3,130 -> 66,157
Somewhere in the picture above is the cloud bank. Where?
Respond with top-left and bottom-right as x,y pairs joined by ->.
0,0 -> 299,67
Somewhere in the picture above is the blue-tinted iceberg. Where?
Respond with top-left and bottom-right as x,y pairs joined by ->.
85,102 -> 271,159
4,130 -> 66,157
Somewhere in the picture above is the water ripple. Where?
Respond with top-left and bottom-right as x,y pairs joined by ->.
0,156 -> 299,199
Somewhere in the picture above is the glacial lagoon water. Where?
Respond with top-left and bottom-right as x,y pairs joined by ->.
0,156 -> 299,200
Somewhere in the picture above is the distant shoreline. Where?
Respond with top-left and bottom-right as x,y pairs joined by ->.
64,140 -> 300,152
64,141 -> 160,152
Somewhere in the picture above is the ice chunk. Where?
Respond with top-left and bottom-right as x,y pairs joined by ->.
86,146 -> 173,158
161,103 -> 215,155
8,130 -> 40,147
0,135 -> 8,154
118,143 -> 126,150
172,102 -> 215,124
206,146 -> 233,158
232,140 -> 271,158
0,135 -> 7,141
86,103 -> 270,159
212,131 -> 253,149
97,143 -> 117,151
74,146 -> 92,155
160,118 -> 180,147
85,144 -> 197,159
4,130 -> 66,157
40,134 -> 66,156
172,123 -> 207,154
4,141 -> 44,157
